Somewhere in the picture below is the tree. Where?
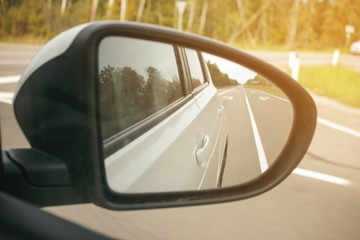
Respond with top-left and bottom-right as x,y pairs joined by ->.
206,61 -> 239,87
2,0 -> 360,49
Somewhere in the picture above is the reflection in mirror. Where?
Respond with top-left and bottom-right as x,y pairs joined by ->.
98,37 -> 183,140
98,37 -> 293,193
204,53 -> 293,186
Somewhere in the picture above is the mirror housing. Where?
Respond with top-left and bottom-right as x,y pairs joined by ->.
6,21 -> 316,210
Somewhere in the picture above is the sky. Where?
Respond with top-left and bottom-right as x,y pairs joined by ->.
203,53 -> 258,84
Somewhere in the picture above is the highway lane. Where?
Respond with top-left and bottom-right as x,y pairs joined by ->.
244,87 -> 293,165
0,43 -> 41,77
219,85 -> 293,185
2,44 -> 360,239
219,86 -> 261,185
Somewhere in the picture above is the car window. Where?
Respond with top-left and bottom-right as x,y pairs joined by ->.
98,37 -> 184,140
184,48 -> 206,89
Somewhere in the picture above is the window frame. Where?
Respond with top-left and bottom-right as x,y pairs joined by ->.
101,42 -> 192,158
181,48 -> 210,96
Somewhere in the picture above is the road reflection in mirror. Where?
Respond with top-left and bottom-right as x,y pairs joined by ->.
98,36 -> 293,193
204,53 -> 294,186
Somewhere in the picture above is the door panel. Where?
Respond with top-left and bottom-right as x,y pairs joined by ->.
105,97 -> 206,192
100,37 -> 211,192
184,48 -> 228,189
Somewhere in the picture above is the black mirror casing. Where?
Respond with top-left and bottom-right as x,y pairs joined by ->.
11,21 -> 317,210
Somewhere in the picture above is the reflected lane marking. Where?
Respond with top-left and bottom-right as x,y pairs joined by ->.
218,87 -> 237,96
249,88 -> 359,138
259,96 -> 270,101
0,75 -> 21,84
293,168 -> 351,185
252,89 -> 290,103
242,86 -> 268,173
222,96 -> 233,100
317,117 -> 360,138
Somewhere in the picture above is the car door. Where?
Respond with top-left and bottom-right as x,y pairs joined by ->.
99,36 -> 212,193
182,48 -> 228,189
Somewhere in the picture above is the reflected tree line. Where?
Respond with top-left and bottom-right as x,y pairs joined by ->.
206,60 -> 284,97
206,62 -> 239,87
99,65 -> 182,139
245,74 -> 272,86
244,73 -> 286,97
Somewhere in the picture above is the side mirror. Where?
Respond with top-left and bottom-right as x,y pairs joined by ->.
2,21 -> 316,210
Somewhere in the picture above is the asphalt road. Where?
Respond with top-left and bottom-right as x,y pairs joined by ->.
1,43 -> 360,239
219,86 -> 293,185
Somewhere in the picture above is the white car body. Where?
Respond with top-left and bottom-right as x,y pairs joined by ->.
106,83 -> 228,192
101,38 -> 229,193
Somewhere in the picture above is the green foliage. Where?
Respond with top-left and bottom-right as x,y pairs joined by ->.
1,0 -> 360,49
299,66 -> 360,108
99,64 -> 182,138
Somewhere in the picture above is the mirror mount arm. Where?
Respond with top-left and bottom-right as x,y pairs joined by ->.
1,149 -> 89,207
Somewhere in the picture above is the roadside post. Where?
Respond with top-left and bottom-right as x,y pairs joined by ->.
291,57 -> 300,81
332,49 -> 340,67
288,51 -> 296,69
289,51 -> 300,81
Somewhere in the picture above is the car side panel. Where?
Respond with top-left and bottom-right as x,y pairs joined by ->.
105,97 -> 208,192
192,83 -> 228,189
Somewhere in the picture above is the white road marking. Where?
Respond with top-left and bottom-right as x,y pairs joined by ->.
293,168 -> 351,185
0,98 -> 13,104
0,75 -> 21,84
0,92 -> 14,104
242,86 -> 268,173
317,117 -> 360,138
0,92 -> 14,98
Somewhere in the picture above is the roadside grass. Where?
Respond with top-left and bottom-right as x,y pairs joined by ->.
299,66 -> 360,108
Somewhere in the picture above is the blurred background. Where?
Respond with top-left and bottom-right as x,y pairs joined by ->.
1,0 -> 360,49
1,0 -> 360,239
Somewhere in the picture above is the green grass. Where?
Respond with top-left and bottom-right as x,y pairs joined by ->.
299,66 -> 360,108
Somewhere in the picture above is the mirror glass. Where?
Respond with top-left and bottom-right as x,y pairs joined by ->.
98,36 -> 294,193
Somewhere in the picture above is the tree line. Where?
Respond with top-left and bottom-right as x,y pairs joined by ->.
99,65 -> 182,139
99,60 -> 239,138
206,61 -> 239,87
1,0 -> 359,49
